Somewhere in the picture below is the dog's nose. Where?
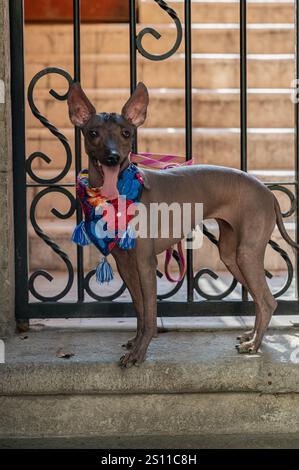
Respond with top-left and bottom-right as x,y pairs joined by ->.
106,152 -> 120,166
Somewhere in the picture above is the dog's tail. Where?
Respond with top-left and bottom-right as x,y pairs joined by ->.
274,196 -> 299,249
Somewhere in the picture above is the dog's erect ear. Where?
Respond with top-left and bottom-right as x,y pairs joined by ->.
67,82 -> 96,127
121,82 -> 149,127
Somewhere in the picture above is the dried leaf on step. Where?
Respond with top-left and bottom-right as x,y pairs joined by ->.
56,348 -> 75,359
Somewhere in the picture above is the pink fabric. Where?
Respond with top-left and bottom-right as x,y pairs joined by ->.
130,152 -> 194,170
165,242 -> 186,283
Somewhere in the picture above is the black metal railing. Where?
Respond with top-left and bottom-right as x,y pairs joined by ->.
10,0 -> 299,319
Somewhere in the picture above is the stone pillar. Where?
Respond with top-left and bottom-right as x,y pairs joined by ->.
0,0 -> 15,336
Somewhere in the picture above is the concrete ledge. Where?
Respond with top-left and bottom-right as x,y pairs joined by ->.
2,327 -> 299,443
1,329 -> 299,396
2,392 -> 299,440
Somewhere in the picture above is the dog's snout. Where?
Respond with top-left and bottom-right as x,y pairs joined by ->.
106,151 -> 120,166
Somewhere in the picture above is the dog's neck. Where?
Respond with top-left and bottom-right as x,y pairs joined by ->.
87,155 -> 131,188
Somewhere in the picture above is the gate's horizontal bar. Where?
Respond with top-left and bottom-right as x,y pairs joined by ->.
19,300 -> 299,319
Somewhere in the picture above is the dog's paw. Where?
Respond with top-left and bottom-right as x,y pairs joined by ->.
237,329 -> 255,343
119,349 -> 146,368
235,340 -> 259,354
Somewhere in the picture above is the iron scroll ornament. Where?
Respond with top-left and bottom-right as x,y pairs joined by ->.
27,68 -> 76,301
26,67 -> 73,184
29,187 -> 76,301
136,0 -> 183,61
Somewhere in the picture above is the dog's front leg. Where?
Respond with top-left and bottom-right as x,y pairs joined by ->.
119,245 -> 157,368
112,246 -> 144,349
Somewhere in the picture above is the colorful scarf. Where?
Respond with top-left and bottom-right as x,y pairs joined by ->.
73,152 -> 191,285
72,163 -> 144,283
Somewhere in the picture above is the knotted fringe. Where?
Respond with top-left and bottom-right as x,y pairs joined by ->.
96,257 -> 114,284
72,221 -> 91,246
118,224 -> 136,250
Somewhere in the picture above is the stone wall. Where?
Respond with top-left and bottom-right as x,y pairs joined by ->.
0,0 -> 15,336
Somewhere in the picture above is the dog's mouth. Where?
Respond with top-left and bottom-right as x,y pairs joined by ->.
92,158 -> 120,199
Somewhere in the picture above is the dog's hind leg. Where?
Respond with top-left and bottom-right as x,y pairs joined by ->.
218,219 -> 250,289
217,220 -> 256,342
112,247 -> 144,350
235,241 -> 277,353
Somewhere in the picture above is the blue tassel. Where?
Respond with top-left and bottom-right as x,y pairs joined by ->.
118,224 -> 136,250
72,221 -> 91,246
96,257 -> 114,284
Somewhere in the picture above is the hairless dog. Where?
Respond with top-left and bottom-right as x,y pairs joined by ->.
68,82 -> 299,368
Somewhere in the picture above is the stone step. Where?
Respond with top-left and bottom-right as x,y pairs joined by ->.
26,53 -> 295,90
26,128 -> 295,171
26,88 -> 295,129
139,0 -> 295,24
2,329 -> 299,443
25,23 -> 295,56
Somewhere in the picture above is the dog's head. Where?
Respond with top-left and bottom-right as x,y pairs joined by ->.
67,82 -> 149,197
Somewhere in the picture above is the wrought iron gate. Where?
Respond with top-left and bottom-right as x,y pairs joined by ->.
10,0 -> 299,319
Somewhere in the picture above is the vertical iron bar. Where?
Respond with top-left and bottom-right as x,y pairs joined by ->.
10,0 -> 29,319
185,0 -> 193,302
129,0 -> 138,153
240,0 -> 248,300
240,0 -> 247,173
295,0 -> 299,300
73,0 -> 84,301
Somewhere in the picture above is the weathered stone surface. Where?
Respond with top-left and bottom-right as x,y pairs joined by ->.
0,0 -> 15,336
3,392 -> 299,440
1,329 -> 299,396
1,329 -> 299,441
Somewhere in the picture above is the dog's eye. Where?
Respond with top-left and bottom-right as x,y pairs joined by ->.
89,130 -> 98,139
122,129 -> 131,139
